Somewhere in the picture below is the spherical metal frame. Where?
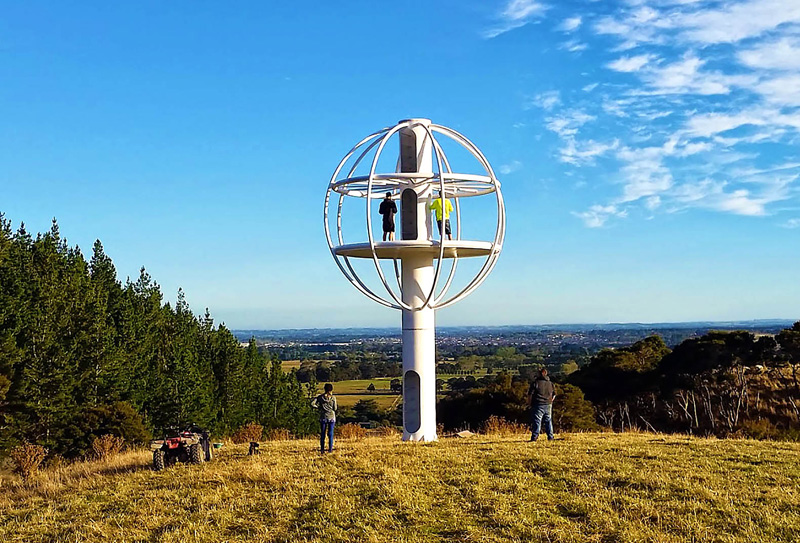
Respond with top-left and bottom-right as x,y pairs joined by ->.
323,120 -> 506,311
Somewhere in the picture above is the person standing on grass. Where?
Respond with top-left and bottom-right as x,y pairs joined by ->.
311,383 -> 338,453
528,368 -> 555,441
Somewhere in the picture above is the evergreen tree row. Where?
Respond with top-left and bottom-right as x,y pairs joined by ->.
0,214 -> 316,457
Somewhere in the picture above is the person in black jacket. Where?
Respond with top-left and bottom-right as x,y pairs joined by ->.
379,192 -> 397,241
528,368 -> 556,441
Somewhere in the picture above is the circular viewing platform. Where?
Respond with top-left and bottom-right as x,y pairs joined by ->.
332,240 -> 498,259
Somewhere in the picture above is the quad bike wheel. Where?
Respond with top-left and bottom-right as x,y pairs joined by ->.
153,449 -> 165,471
189,443 -> 203,464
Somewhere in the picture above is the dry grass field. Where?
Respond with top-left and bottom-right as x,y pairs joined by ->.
4,433 -> 797,542
317,378 -> 400,409
336,394 -> 400,409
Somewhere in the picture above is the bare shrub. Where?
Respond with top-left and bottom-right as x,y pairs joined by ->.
231,422 -> 263,444
372,425 -> 400,437
481,415 -> 528,436
45,455 -> 66,470
336,423 -> 367,440
92,434 -> 125,460
265,428 -> 293,441
739,419 -> 778,440
9,443 -> 48,479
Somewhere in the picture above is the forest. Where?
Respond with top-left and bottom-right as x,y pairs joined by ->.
0,214 -> 317,459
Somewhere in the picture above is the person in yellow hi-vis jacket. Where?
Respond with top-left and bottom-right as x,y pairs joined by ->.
428,195 -> 453,240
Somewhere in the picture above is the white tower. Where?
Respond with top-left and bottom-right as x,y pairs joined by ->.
324,119 -> 505,441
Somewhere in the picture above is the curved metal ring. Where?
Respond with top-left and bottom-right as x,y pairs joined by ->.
324,120 -> 506,313
430,124 -> 505,309
365,122 -> 415,311
324,127 -> 401,309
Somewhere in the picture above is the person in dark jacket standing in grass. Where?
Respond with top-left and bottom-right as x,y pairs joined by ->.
528,368 -> 556,441
311,383 -> 338,453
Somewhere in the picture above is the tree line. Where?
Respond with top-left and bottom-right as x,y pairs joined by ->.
437,326 -> 800,440
567,328 -> 800,438
0,215 -> 316,458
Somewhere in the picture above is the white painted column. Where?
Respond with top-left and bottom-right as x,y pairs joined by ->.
399,119 -> 438,441
401,257 -> 436,440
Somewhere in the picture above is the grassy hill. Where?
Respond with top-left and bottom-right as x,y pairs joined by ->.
2,433 -> 799,542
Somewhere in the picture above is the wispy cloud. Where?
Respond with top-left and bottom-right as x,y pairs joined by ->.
523,0 -> 800,227
607,54 -> 656,73
545,110 -> 595,137
559,16 -> 582,32
483,0 -> 548,39
559,1 -> 800,227
560,138 -> 619,165
572,204 -> 628,228
530,90 -> 561,111
671,177 -> 792,216
676,0 -> 800,44
560,39 -> 588,52
593,0 -> 800,47
499,160 -> 523,174
756,75 -> 800,107
738,37 -> 800,71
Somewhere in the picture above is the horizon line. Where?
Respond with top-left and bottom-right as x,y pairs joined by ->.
230,318 -> 797,333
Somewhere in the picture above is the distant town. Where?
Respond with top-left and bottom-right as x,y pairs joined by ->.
233,319 -> 794,355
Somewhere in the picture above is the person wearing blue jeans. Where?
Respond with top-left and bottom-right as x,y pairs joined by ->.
528,368 -> 556,441
320,419 -> 335,453
311,383 -> 338,453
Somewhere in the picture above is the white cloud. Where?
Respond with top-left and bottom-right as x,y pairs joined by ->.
594,14 -> 660,50
560,138 -> 619,165
572,204 -> 628,228
499,160 -> 523,174
672,178 -> 723,203
738,37 -> 800,71
542,0 -> 800,226
545,110 -> 595,136
713,189 -> 769,215
677,0 -> 800,44
561,40 -> 588,52
675,141 -> 712,157
607,54 -> 656,72
783,218 -> 800,228
483,0 -> 548,39
594,0 -> 800,47
640,55 -> 758,95
645,196 -> 661,210
531,90 -> 561,110
559,16 -> 582,32
602,99 -> 629,117
737,163 -> 800,177
684,112 -> 766,138
684,109 -> 800,139
756,75 -> 800,107
637,110 -> 673,121
620,166 -> 674,202
670,175 -> 794,216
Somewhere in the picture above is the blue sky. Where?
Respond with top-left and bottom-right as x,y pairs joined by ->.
1,0 -> 798,329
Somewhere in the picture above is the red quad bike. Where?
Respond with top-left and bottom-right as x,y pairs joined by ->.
150,424 -> 212,470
